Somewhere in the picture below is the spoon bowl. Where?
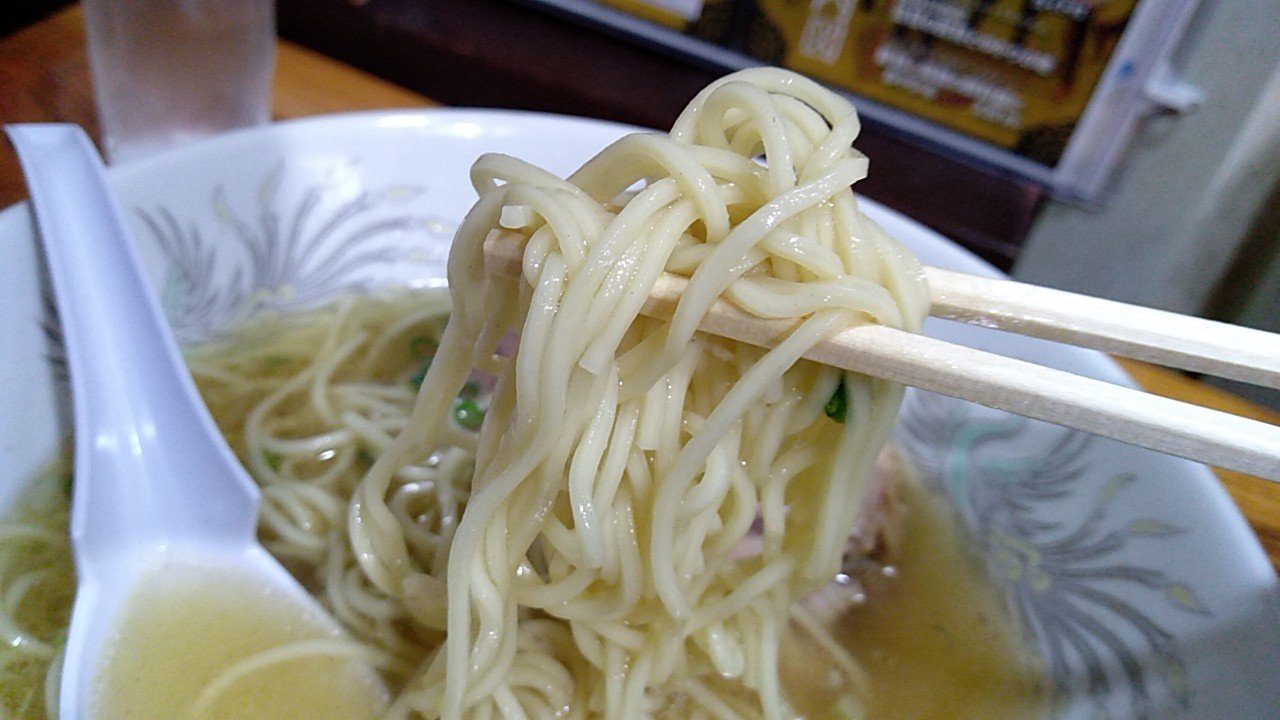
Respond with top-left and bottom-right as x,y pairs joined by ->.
7,124 -> 383,719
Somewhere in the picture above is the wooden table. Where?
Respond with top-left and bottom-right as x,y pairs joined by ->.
3,7 -> 1279,572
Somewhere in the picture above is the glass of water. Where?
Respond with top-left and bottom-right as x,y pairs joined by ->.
82,0 -> 276,164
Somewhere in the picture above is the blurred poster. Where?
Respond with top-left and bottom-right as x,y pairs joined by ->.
744,0 -> 1138,165
597,0 -> 705,25
595,0 -> 737,42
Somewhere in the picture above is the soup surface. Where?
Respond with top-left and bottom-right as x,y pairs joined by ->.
831,480 -> 1046,718
0,291 -> 1044,719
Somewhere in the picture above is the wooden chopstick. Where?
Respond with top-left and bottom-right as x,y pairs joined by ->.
926,266 -> 1280,389
483,230 -> 1280,482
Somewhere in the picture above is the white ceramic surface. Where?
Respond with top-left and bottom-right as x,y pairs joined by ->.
1,109 -> 1277,719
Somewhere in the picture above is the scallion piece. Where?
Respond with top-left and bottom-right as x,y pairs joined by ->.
453,397 -> 485,431
824,376 -> 848,424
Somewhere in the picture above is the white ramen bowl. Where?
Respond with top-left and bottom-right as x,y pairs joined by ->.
1,110 -> 1277,719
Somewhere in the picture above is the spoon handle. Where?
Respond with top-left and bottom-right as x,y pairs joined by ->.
7,124 -> 259,560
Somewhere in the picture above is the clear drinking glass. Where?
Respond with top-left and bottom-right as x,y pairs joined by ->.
82,0 -> 276,164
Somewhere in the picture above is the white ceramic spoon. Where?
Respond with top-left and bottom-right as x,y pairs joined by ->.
7,125 -> 380,718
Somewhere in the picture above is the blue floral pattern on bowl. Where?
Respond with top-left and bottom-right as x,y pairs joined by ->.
896,390 -> 1209,719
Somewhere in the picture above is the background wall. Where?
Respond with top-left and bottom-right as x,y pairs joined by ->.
1202,163 -> 1280,409
1012,0 -> 1280,408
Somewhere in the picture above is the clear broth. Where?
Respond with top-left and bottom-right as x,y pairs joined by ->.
832,481 -> 1045,719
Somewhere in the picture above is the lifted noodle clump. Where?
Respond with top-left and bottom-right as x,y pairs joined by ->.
349,68 -> 930,720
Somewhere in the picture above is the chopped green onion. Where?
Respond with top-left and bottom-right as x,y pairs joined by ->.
409,334 -> 437,357
263,449 -> 284,473
824,376 -> 848,423
408,334 -> 440,389
409,357 -> 432,390
261,354 -> 293,371
453,397 -> 485,431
